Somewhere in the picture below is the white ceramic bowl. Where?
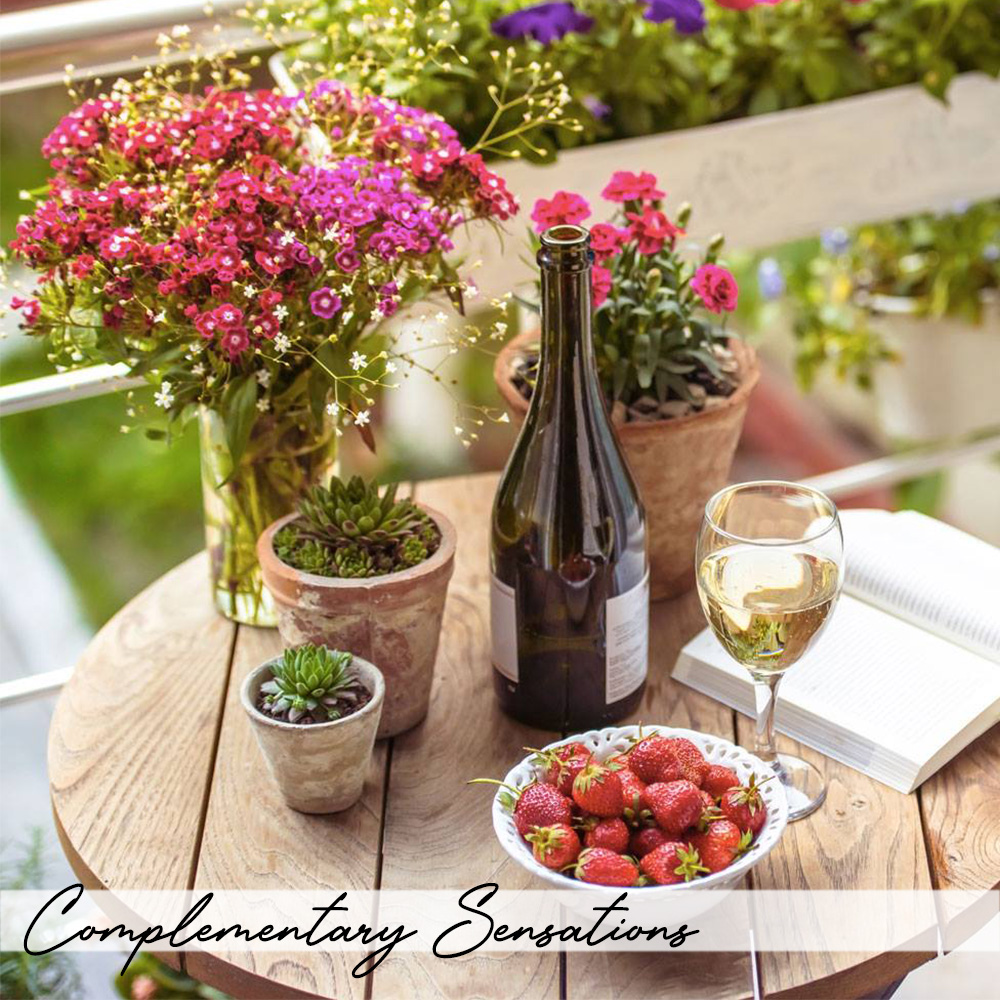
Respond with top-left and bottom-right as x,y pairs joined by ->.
492,725 -> 788,896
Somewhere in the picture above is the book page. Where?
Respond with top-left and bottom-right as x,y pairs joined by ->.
675,594 -> 1000,776
840,509 -> 1000,663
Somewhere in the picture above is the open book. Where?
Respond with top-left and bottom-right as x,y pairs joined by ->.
673,509 -> 1000,793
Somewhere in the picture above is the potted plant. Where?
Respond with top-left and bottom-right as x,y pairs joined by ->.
8,37 -> 516,627
241,644 -> 385,813
493,171 -> 759,599
755,199 -> 1000,441
258,475 -> 456,737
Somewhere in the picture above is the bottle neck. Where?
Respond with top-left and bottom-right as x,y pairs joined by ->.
535,261 -> 602,413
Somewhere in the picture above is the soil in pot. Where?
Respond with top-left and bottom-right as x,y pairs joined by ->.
254,683 -> 372,726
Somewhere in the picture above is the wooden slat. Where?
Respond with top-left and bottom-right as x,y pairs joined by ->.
371,472 -> 560,1000
49,554 -> 235,895
568,590 -> 755,1000
186,624 -> 389,999
734,723 -> 934,998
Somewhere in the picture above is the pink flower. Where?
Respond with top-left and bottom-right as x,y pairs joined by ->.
589,222 -> 627,261
601,171 -> 665,203
713,0 -> 758,9
11,296 -> 40,325
220,327 -> 250,360
530,191 -> 591,233
625,207 -> 684,255
592,265 -> 612,309
691,264 -> 739,313
309,286 -> 342,319
212,303 -> 244,331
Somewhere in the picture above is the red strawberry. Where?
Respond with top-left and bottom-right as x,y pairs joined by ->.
526,823 -> 581,870
630,826 -> 673,859
619,770 -> 652,827
511,783 -> 573,837
529,743 -> 592,796
572,848 -> 639,887
690,819 -> 752,873
645,780 -> 704,835
700,789 -> 716,809
627,736 -> 678,783
581,816 -> 630,853
572,762 -> 624,817
720,775 -> 769,837
640,842 -> 708,885
702,764 -> 741,800
663,738 -> 709,786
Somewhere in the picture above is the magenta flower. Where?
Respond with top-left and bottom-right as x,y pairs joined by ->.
625,207 -> 684,255
309,286 -> 343,319
691,264 -> 739,313
602,171 -> 665,203
530,191 -> 591,233
590,222 -> 627,261
592,265 -> 613,308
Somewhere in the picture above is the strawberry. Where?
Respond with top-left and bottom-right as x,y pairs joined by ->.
720,775 -> 769,837
702,764 -> 741,800
690,819 -> 752,873
640,842 -> 708,885
526,823 -> 581,870
645,779 -> 704,835
572,848 -> 639,887
572,762 -> 624,817
627,735 -> 679,783
469,778 -> 574,838
619,770 -> 652,827
663,738 -> 709,786
581,816 -> 630,853
700,789 -> 716,810
630,826 -> 673,859
529,743 -> 592,796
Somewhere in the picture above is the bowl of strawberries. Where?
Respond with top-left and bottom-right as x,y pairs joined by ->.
485,725 -> 788,894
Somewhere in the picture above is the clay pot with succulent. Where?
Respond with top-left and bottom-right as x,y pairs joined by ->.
258,474 -> 456,738
495,170 -> 759,600
241,644 -> 385,813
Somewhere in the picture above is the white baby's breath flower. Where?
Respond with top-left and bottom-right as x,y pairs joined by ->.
153,381 -> 174,409
371,307 -> 385,322
273,304 -> 288,321
192,362 -> 206,376
349,351 -> 367,371
171,24 -> 190,38
354,409 -> 371,427
256,368 -> 271,387
326,401 -> 340,417
274,333 -> 291,354
434,311 -> 448,324
385,361 -> 398,374
495,322 -> 507,336
278,231 -> 296,247
256,397 -> 270,413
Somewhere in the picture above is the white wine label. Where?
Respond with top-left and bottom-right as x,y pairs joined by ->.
605,570 -> 650,703
490,575 -> 519,683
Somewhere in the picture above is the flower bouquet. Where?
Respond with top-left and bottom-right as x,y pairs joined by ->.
494,170 -> 759,597
8,48 -> 516,625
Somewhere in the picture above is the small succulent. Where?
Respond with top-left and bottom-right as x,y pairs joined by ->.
275,474 -> 441,579
260,645 -> 363,723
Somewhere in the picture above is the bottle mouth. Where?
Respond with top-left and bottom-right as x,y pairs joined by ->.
540,224 -> 590,248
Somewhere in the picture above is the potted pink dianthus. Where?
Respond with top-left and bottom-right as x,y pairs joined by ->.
495,170 -> 759,599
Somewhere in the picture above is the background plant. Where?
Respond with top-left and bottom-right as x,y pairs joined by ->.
274,473 -> 441,576
744,199 -> 1000,389
261,0 -> 1000,159
523,170 -> 741,414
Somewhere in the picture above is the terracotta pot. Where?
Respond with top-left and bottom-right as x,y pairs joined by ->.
241,654 -> 384,813
494,332 -> 759,600
258,507 -> 456,738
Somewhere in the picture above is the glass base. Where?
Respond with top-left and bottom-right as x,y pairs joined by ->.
213,582 -> 277,628
772,752 -> 826,821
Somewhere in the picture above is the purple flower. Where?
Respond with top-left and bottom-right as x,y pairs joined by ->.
492,2 -> 594,45
821,227 -> 850,256
309,286 -> 342,319
756,257 -> 785,301
643,0 -> 706,34
582,95 -> 612,121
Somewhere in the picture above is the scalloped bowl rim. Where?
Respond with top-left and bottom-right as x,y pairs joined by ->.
492,724 -> 788,894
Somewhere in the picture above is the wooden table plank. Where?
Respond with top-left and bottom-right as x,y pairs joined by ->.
186,624 -> 389,999
48,554 -> 236,972
568,590 -> 755,1000
733,722 -> 934,998
371,473 -> 561,1000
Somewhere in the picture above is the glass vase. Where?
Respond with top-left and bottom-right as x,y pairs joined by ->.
199,407 -> 335,627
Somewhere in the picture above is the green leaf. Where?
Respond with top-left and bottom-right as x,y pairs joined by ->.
802,52 -> 839,102
223,374 -> 258,470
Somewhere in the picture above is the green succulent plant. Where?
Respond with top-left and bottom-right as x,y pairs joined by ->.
260,645 -> 362,723
275,474 -> 441,579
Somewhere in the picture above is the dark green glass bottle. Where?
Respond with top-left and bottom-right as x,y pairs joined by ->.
490,224 -> 649,731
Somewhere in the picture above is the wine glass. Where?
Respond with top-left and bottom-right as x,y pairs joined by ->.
696,481 -> 844,821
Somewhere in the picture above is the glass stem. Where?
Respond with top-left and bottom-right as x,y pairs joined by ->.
752,673 -> 782,763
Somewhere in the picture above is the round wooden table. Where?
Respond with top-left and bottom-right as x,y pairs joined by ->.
49,472 -> 1000,1000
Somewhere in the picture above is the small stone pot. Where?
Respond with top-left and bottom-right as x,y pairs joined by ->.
241,654 -> 384,814
257,506 -> 456,738
495,332 -> 759,600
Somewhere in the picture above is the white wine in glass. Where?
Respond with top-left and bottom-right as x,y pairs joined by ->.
696,482 -> 844,820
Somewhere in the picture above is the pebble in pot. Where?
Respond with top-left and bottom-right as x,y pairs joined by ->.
241,644 -> 384,813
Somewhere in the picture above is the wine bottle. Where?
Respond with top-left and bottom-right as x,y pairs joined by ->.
490,224 -> 649,731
